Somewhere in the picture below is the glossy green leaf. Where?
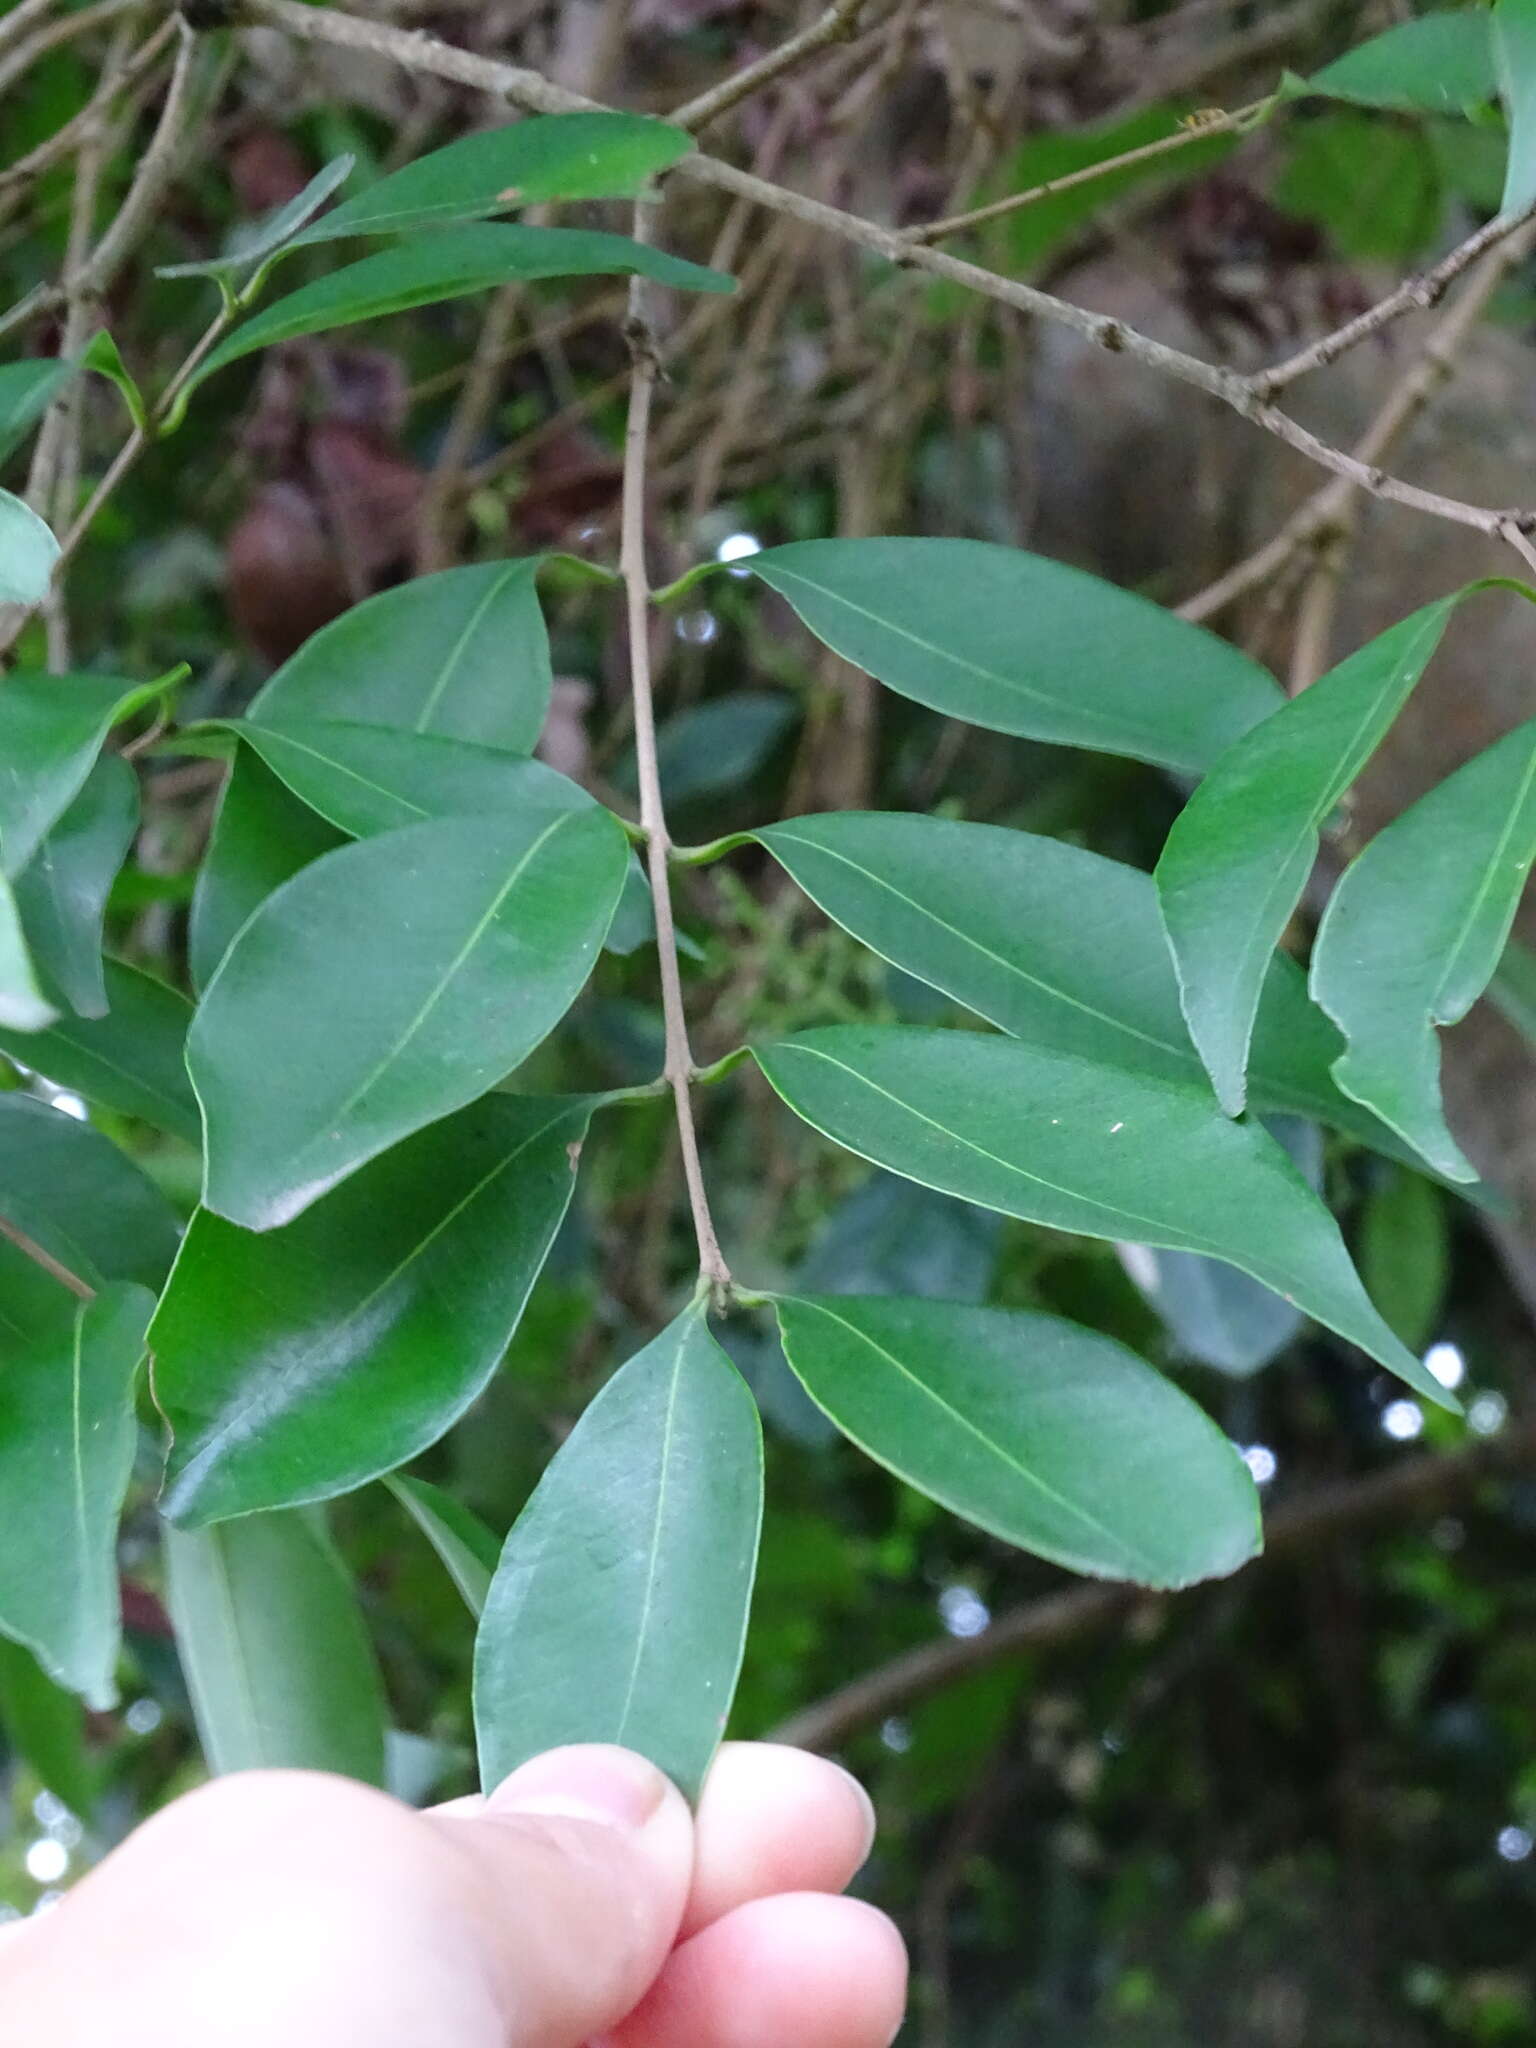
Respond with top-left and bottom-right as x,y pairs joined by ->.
191,807 -> 628,1229
0,873 -> 55,1033
0,1093 -> 179,1290
0,668 -> 170,879
774,1295 -> 1260,1587
1361,1167 -> 1449,1352
190,748 -> 344,993
1157,595 -> 1463,1117
156,1094 -> 592,1523
474,1306 -> 762,1801
164,1510 -> 386,1782
179,225 -> 733,408
249,560 -> 551,753
1498,0 -> 1536,210
157,154 -> 355,287
1311,719 -> 1536,1182
758,812 -> 1430,1167
0,1636 -> 94,1815
15,754 -> 137,1017
0,486 -> 58,606
1306,12 -> 1497,115
755,1026 -> 1453,1409
0,1281 -> 152,1707
388,1475 -> 501,1619
0,959 -> 199,1141
288,113 -> 693,253
0,359 -> 76,463
750,539 -> 1282,774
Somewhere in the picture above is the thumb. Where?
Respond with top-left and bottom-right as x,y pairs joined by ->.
432,1746 -> 694,2048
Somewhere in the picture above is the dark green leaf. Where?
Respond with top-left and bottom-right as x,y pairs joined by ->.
179,225 -> 733,407
164,1510 -> 386,1781
0,1282 -> 152,1707
0,668 -> 170,879
474,1306 -> 762,1801
0,487 -> 57,606
1497,0 -> 1536,212
249,560 -> 551,753
156,1094 -> 592,1523
801,1169 -> 1001,1299
189,748 -> 345,991
1157,595 -> 1462,1117
755,1026 -> 1453,1409
1311,719 -> 1536,1182
387,1475 -> 501,1618
0,959 -> 199,1141
1361,1167 -> 1449,1351
0,1636 -> 94,1815
773,1294 -> 1260,1587
0,1094 -> 179,1290
15,754 -> 137,1017
0,359 -> 76,464
1306,13 -> 1497,115
618,692 -> 799,806
0,873 -> 55,1033
1274,113 -> 1442,263
289,113 -> 693,253
750,539 -> 1281,774
190,808 -> 628,1228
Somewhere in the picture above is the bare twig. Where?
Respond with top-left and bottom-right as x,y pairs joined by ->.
0,13 -> 176,212
79,18 -> 201,303
0,1215 -> 95,1303
671,0 -> 868,132
0,0 -> 142,102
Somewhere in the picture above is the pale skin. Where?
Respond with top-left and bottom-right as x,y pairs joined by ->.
0,1741 -> 908,2047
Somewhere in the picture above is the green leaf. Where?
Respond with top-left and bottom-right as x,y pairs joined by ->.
0,873 -> 55,1033
287,112 -> 694,254
190,748 -> 345,993
773,1295 -> 1260,1588
0,359 -> 76,464
1489,932 -> 1536,1040
1496,0 -> 1536,210
758,812 -> 1430,1167
0,1093 -> 180,1290
0,959 -> 199,1141
78,329 -> 146,434
156,1094 -> 592,1523
387,1475 -> 500,1619
249,560 -> 551,753
177,225 -> 733,411
157,154 -> 356,289
749,539 -> 1282,774
15,754 -> 137,1018
1156,595 -> 1464,1117
1311,720 -> 1536,1182
474,1306 -> 762,1802
0,1636 -> 94,1815
0,486 -> 58,606
1361,1167 -> 1449,1352
190,807 -> 628,1229
0,1281 -> 152,1707
617,692 -> 799,807
1274,113 -> 1442,264
0,668 -> 172,879
1306,12 -> 1497,115
164,1510 -> 386,1782
755,1026 -> 1454,1409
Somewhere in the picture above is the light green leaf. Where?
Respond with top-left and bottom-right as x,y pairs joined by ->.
387,1475 -> 501,1619
773,1295 -> 1260,1587
190,807 -> 628,1229
0,1636 -> 94,1815
0,1093 -> 179,1290
164,1510 -> 386,1782
288,113 -> 693,254
155,1094 -> 592,1523
0,667 -> 174,879
177,225 -> 733,412
0,487 -> 58,607
1311,719 -> 1536,1182
15,755 -> 138,1018
755,1026 -> 1454,1410
1306,12 -> 1497,115
189,748 -> 344,993
249,560 -> 551,753
750,539 -> 1282,774
78,330 -> 146,434
0,872 -> 55,1033
1361,1167 -> 1449,1352
0,359 -> 77,464
1497,0 -> 1536,210
0,959 -> 199,1141
1156,595 -> 1464,1117
474,1306 -> 762,1801
0,1281 -> 152,1707
157,154 -> 355,289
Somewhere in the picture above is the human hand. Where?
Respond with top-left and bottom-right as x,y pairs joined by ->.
0,1741 -> 906,2047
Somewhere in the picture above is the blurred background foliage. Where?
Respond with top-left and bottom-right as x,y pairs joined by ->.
3,1 -> 1536,2042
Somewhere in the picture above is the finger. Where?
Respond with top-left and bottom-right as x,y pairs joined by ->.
681,1743 -> 876,1939
603,1892 -> 908,2048
433,1745 -> 694,2048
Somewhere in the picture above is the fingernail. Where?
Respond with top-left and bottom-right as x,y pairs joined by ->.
833,1762 -> 879,1866
487,1744 -> 669,1832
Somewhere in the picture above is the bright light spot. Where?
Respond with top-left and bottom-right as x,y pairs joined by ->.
25,1839 -> 68,1884
1424,1342 -> 1466,1391
880,1717 -> 912,1754
1497,1825 -> 1534,1863
716,531 -> 761,564
46,1089 -> 88,1122
938,1585 -> 990,1638
675,609 -> 718,645
1469,1391 -> 1509,1438
1117,1242 -> 1157,1290
1241,1444 -> 1278,1485
1108,1121 -> 1124,1134
31,1791 -> 69,1832
125,1697 -> 163,1736
1381,1399 -> 1424,1442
